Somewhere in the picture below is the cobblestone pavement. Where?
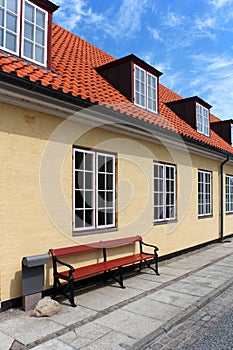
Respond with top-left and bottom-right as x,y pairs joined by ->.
145,283 -> 233,350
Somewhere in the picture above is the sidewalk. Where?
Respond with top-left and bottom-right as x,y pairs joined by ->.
1,240 -> 233,350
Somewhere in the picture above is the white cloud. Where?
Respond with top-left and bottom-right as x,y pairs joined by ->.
195,17 -> 216,30
54,0 -> 150,39
208,0 -> 233,8
165,9 -> 185,27
147,25 -> 160,40
54,0 -> 103,31
103,0 -> 149,38
189,53 -> 233,119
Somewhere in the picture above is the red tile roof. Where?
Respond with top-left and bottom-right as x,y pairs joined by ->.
0,23 -> 232,155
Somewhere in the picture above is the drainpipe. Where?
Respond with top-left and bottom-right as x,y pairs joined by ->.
220,155 -> 230,243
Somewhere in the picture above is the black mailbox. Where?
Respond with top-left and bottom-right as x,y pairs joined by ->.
22,254 -> 50,296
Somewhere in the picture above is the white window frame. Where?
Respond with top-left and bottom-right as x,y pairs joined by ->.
153,162 -> 176,222
198,170 -> 212,217
226,175 -> 233,213
0,0 -> 20,55
134,64 -> 157,113
22,0 -> 48,66
73,148 -> 116,233
196,103 -> 209,137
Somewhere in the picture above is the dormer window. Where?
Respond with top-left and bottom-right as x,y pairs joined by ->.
196,103 -> 209,136
0,0 -> 58,68
22,1 -> 47,65
96,54 -> 162,113
134,64 -> 157,113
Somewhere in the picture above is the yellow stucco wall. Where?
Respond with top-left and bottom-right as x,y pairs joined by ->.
1,101 -> 233,302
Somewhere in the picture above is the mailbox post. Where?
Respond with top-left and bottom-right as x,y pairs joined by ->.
22,253 -> 50,311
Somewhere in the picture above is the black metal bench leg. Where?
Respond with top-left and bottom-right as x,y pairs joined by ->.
69,278 -> 77,307
118,266 -> 125,288
155,256 -> 160,276
52,277 -> 59,300
111,267 -> 126,288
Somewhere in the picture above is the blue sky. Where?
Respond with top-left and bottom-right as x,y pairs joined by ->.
53,0 -> 233,120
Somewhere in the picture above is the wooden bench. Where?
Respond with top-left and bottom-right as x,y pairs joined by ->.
49,235 -> 159,307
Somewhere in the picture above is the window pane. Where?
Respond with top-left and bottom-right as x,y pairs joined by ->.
36,27 -> 44,45
25,2 -> 34,22
98,210 -> 105,226
85,209 -> 93,227
85,172 -> 93,189
35,45 -> 44,63
23,39 -> 33,58
76,171 -> 83,189
75,190 -> 84,209
97,191 -> 105,208
6,12 -> 17,31
6,31 -> 16,50
98,155 -> 105,172
106,157 -> 113,173
24,22 -> 33,40
85,153 -> 93,171
0,28 -> 3,45
7,0 -> 17,12
0,0 -> 4,7
75,151 -> 83,170
98,173 -> 105,190
0,9 -> 4,26
75,210 -> 84,228
85,191 -> 93,209
36,9 -> 45,27
107,210 -> 113,225
106,194 -> 113,207
107,174 -> 113,190
106,191 -> 113,204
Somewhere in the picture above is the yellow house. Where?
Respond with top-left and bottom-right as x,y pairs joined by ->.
1,0 -> 233,309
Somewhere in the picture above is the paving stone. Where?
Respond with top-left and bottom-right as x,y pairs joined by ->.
31,339 -> 74,349
122,297 -> 181,322
0,331 -> 14,350
123,275 -> 162,291
158,266 -> 189,276
146,288 -> 200,308
59,322 -> 111,348
0,314 -> 64,345
95,309 -> 163,339
77,330 -> 135,350
165,280 -> 213,297
182,274 -> 223,288
50,304 -> 96,326
76,285 -> 140,311
137,271 -> 176,283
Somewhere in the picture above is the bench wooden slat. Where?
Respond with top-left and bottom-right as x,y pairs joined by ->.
55,253 -> 155,280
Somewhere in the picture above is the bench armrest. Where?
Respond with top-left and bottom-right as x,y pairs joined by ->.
54,257 -> 75,275
140,241 -> 159,255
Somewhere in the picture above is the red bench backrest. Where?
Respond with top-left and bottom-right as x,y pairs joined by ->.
49,235 -> 142,257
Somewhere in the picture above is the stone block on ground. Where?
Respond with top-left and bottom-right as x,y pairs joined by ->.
30,297 -> 61,317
